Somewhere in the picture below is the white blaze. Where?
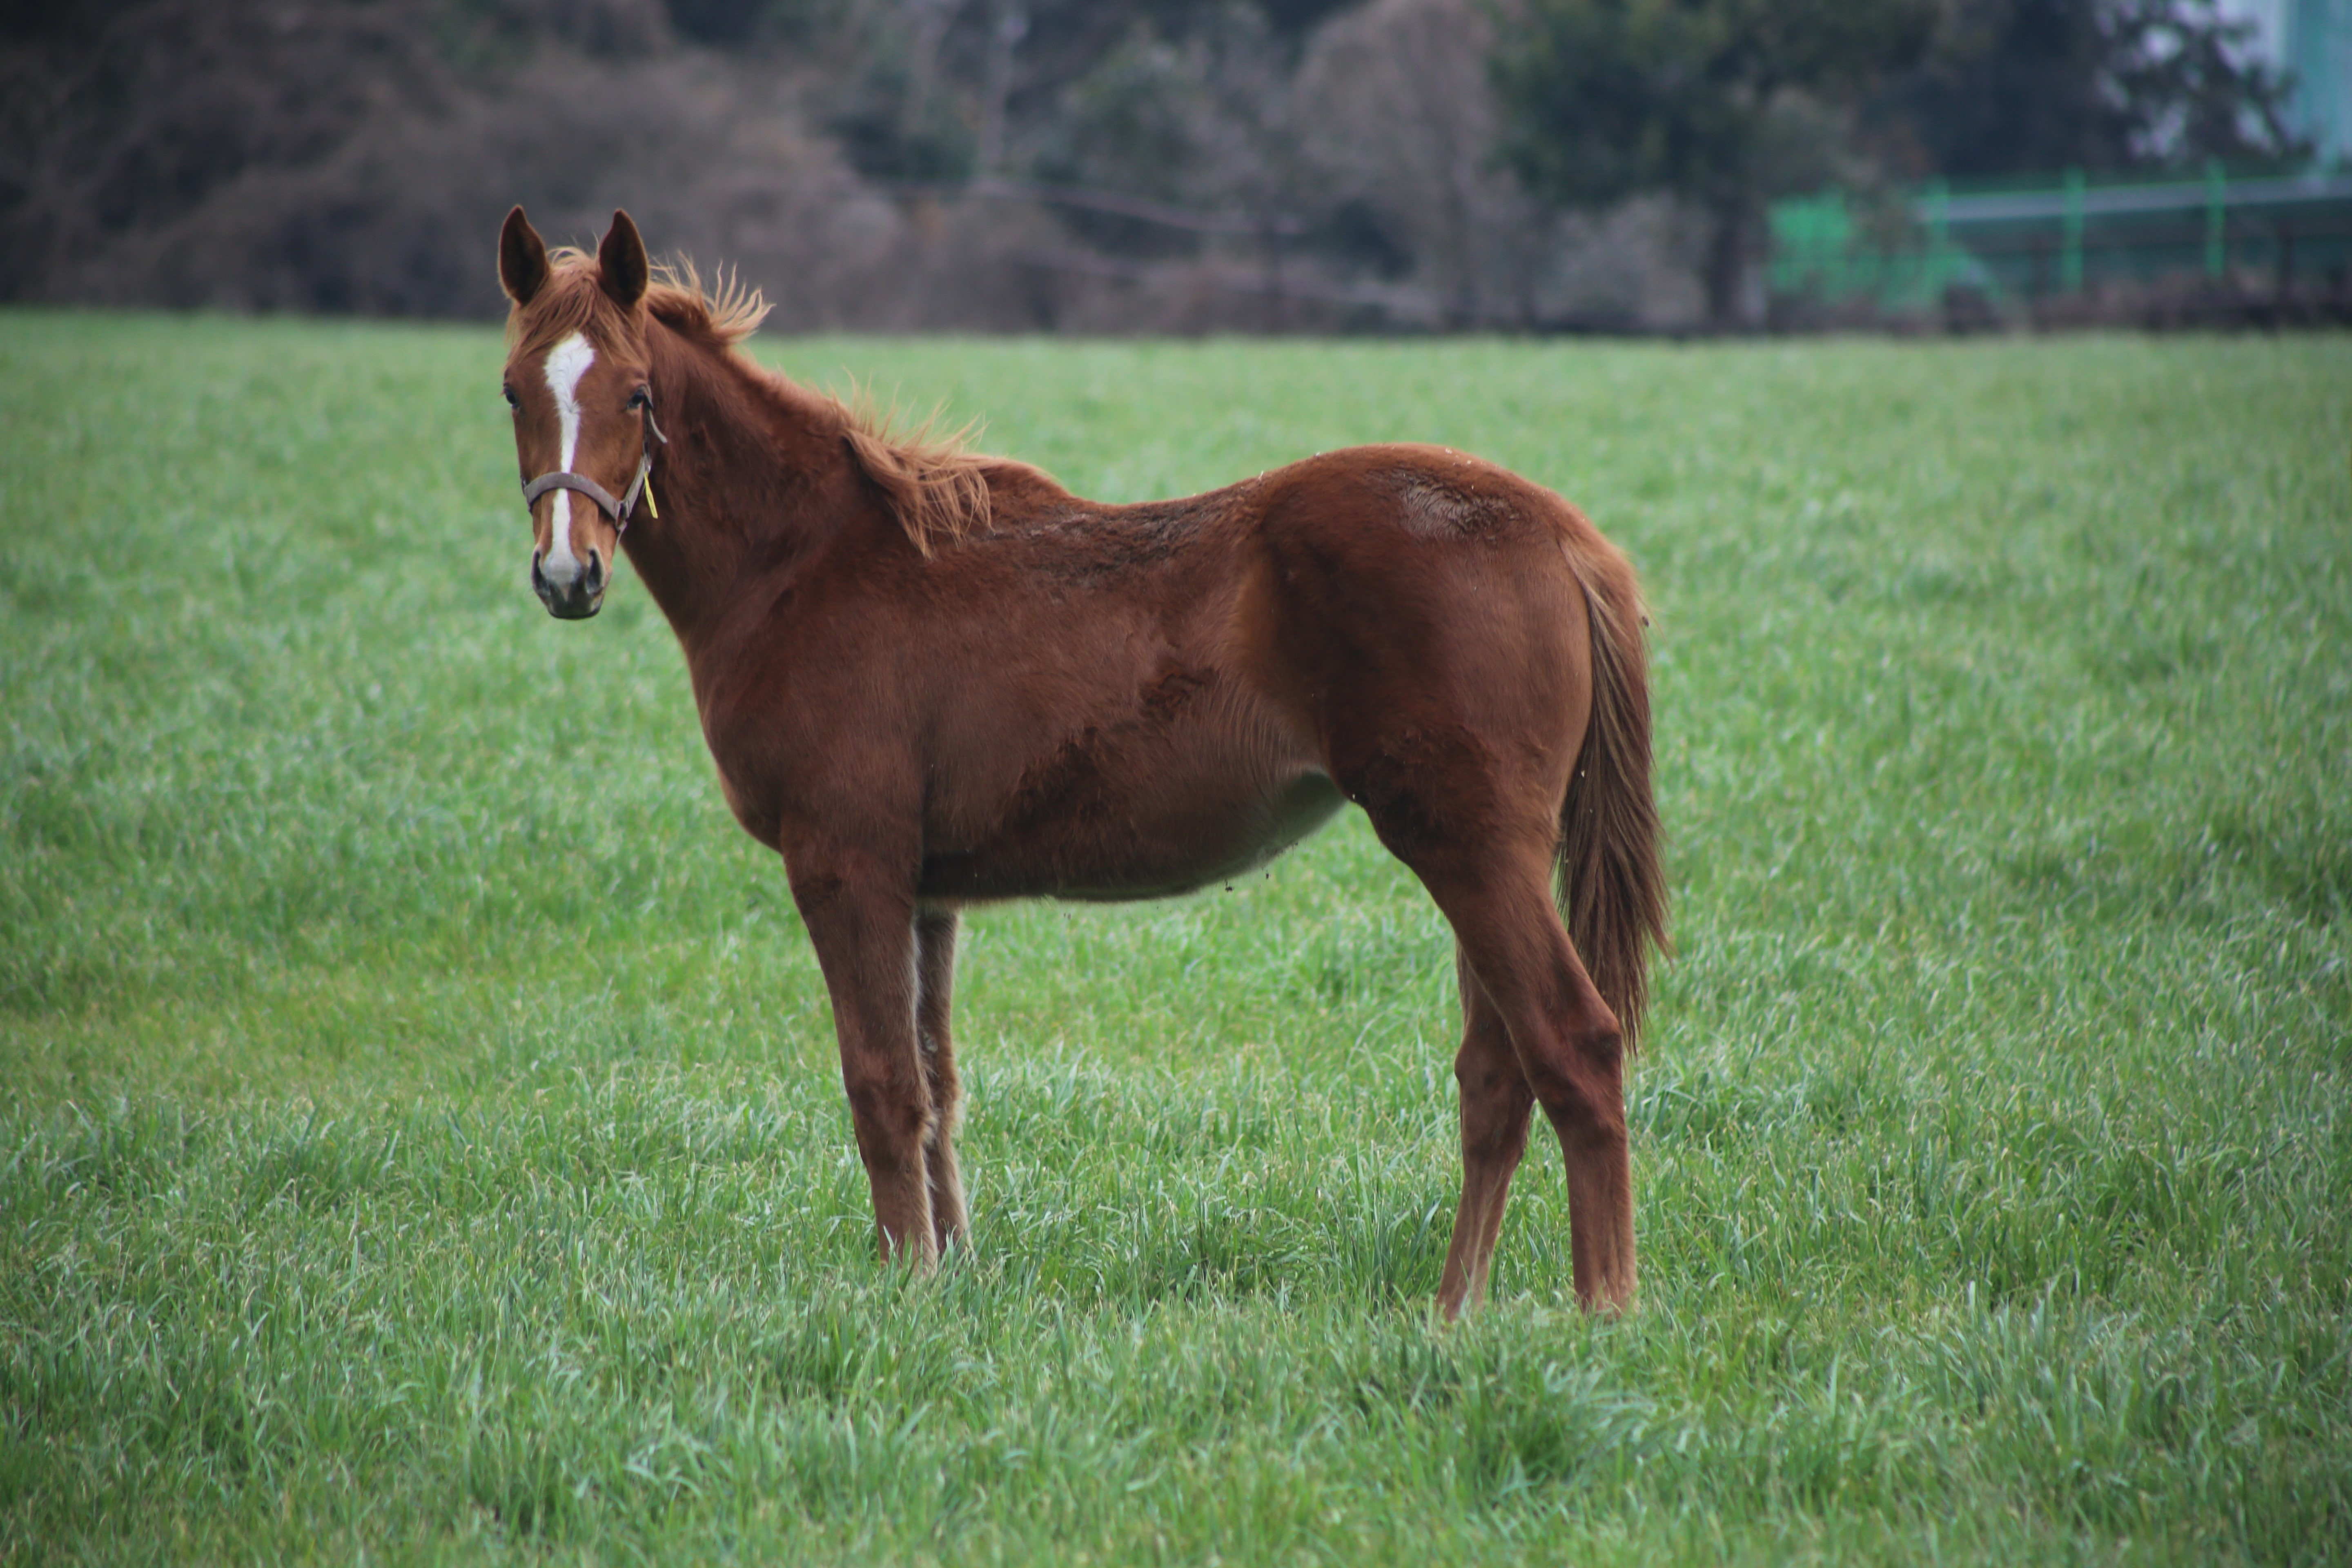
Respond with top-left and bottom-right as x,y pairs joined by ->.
540,332 -> 597,583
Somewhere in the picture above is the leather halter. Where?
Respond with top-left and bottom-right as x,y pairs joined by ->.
522,403 -> 669,538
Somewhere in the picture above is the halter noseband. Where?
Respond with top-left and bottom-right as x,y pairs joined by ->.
522,403 -> 670,537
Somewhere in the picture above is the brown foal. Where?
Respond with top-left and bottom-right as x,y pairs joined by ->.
496,208 -> 1667,1316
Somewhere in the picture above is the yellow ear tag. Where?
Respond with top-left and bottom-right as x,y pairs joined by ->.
643,477 -> 659,520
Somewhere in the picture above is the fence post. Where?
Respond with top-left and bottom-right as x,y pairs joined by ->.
2205,160 -> 2227,280
2062,167 -> 2085,294
1927,177 -> 1949,301
1833,188 -> 1854,299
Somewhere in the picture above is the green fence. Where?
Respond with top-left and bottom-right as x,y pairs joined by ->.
1771,167 -> 2352,311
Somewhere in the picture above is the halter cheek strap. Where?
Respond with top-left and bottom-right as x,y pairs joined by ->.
522,405 -> 670,537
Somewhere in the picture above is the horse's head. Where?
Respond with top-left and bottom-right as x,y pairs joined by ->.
498,206 -> 660,620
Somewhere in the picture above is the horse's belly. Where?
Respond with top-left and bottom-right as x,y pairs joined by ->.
918,766 -> 1345,904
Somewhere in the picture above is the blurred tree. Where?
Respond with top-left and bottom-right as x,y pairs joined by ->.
829,0 -> 1336,185
1872,0 -> 2309,178
1027,5 -> 1298,241
661,0 -> 854,47
0,0 -> 454,300
1492,0 -> 1935,326
1295,0 -> 1546,323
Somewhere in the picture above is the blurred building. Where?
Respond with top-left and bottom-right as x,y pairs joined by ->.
2223,0 -> 2352,160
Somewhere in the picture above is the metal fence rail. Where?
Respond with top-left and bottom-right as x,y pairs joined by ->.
1771,168 -> 2352,310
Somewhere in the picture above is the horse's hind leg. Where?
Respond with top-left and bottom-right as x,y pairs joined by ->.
1414,843 -> 1636,1314
1437,946 -> 1535,1320
914,908 -> 969,1253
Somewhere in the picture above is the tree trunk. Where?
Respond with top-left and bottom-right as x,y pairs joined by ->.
1703,199 -> 1760,332
899,0 -> 962,145
974,1 -> 1027,180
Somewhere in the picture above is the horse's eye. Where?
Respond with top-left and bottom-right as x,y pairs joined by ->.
626,387 -> 650,412
503,385 -> 520,410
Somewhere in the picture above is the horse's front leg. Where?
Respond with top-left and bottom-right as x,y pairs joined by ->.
790,857 -> 937,1268
915,907 -> 969,1253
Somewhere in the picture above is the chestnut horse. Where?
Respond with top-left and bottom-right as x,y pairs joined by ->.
495,207 -> 1666,1316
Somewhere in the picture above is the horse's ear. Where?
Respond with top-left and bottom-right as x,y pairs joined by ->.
499,206 -> 550,306
598,209 -> 649,310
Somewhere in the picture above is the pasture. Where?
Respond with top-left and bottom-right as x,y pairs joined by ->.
1,312 -> 2346,1564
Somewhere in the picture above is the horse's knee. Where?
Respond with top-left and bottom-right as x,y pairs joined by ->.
914,1038 -> 960,1142
842,1060 -> 933,1163
920,1034 -> 961,1096
924,1078 -> 962,1148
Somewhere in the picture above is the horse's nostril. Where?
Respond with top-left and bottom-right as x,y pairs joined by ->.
585,549 -> 605,592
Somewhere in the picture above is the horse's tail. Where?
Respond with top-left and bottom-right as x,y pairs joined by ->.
1555,528 -> 1669,1054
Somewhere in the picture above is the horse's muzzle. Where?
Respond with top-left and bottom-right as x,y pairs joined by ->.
532,546 -> 605,619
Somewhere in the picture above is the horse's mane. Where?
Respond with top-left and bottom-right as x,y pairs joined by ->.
507,247 -> 770,355
508,249 -> 995,555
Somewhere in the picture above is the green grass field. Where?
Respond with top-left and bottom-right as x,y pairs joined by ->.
1,311 -> 2346,1565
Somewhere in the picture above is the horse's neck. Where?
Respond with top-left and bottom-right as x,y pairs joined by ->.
624,323 -> 852,650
